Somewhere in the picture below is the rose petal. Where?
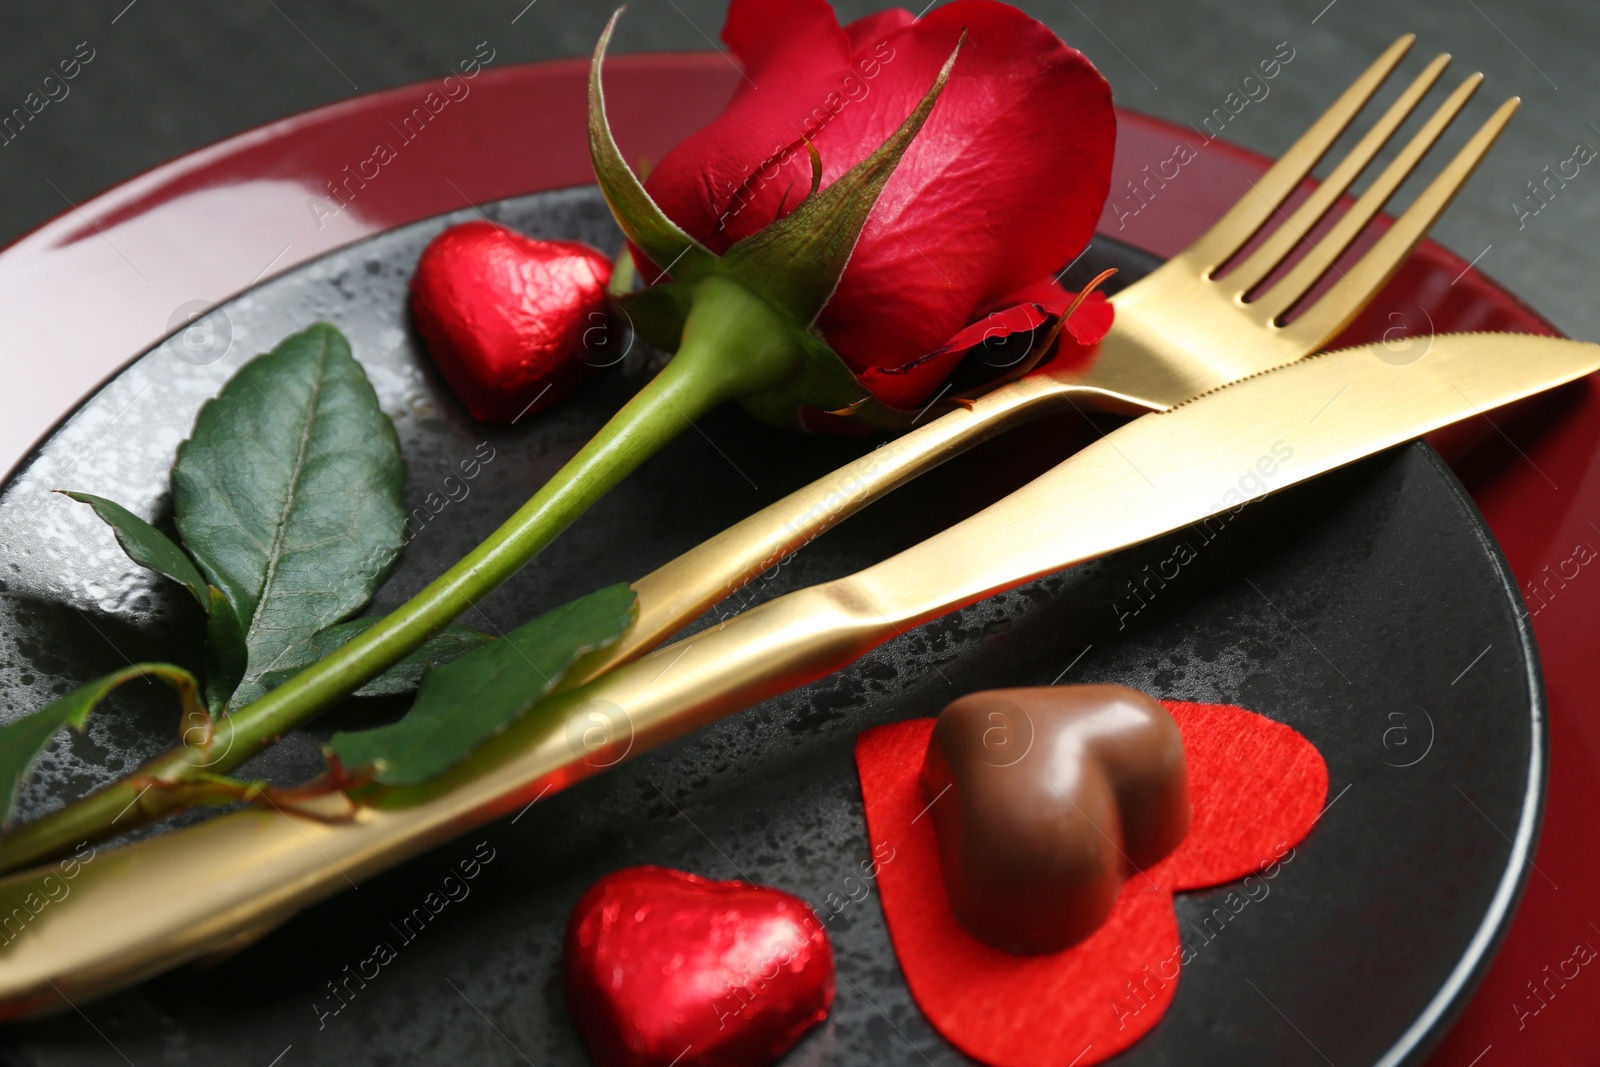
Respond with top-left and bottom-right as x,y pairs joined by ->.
841,7 -> 916,49
1064,290 -> 1114,346
855,285 -> 1113,410
643,0 -> 1116,405
647,0 -> 856,253
813,1 -> 1114,387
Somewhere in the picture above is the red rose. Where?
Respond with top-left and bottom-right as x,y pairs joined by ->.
641,0 -> 1116,407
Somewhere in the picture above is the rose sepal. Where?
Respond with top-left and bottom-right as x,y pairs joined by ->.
587,12 -> 719,288
592,7 -> 968,430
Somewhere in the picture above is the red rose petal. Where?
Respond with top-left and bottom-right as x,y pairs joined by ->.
812,0 -> 1115,384
1064,290 -> 1114,346
854,285 -> 1114,409
841,7 -> 916,50
643,0 -> 1115,405
856,702 -> 1327,1067
649,0 -> 857,254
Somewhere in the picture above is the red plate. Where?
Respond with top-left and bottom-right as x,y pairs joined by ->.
2,54 -> 1593,1064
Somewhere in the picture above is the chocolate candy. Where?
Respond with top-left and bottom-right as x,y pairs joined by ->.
920,685 -> 1190,954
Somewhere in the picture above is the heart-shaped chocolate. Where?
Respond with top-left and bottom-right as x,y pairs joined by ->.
564,866 -> 834,1067
409,220 -> 613,423
920,685 -> 1190,954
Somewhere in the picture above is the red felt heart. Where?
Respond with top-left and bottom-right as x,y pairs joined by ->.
564,866 -> 835,1067
856,701 -> 1328,1067
409,220 -> 613,423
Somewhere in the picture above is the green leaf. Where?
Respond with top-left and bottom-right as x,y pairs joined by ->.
57,493 -> 255,716
0,663 -> 202,828
172,323 -> 406,709
588,9 -> 718,285
203,587 -> 247,716
60,491 -> 209,610
259,617 -> 492,698
721,37 -> 963,326
326,585 -> 636,786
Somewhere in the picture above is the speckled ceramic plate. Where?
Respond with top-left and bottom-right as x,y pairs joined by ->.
0,187 -> 1541,1067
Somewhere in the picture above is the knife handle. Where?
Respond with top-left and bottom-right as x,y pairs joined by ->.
0,577 -> 896,1018
0,380 -> 1091,1016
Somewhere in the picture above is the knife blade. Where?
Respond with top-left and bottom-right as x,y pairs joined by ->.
0,331 -> 1592,1017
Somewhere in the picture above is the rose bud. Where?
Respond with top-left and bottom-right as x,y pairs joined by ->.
632,0 -> 1117,415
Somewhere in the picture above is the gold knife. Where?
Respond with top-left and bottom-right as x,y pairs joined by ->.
0,331 -> 1592,1018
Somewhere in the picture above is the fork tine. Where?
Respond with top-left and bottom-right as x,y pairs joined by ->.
1253,72 -> 1483,322
1280,95 -> 1520,349
1184,34 -> 1415,270
1223,52 -> 1452,295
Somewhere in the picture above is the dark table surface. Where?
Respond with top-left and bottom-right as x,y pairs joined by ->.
0,0 -> 1595,1064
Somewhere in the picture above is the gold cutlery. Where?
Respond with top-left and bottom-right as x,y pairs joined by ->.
1,331 -> 1593,1018
579,33 -> 1516,680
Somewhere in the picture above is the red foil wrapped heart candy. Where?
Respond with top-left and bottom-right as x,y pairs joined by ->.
564,866 -> 834,1067
409,220 -> 613,423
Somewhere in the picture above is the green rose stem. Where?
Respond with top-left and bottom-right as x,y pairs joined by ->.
0,276 -> 803,873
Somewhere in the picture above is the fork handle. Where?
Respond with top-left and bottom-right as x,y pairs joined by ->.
581,371 -> 1097,684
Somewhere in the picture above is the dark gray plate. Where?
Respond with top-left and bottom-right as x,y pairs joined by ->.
0,187 -> 1542,1067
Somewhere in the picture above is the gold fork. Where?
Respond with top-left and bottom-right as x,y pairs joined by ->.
571,33 -> 1517,682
